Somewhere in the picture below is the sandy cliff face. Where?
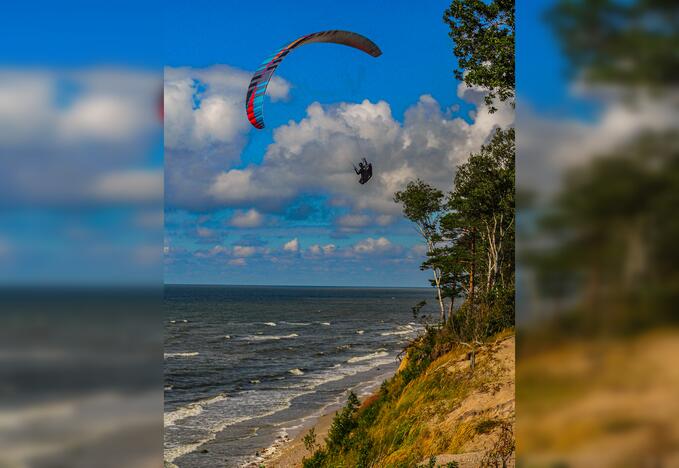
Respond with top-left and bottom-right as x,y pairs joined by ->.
270,331 -> 516,468
410,334 -> 516,467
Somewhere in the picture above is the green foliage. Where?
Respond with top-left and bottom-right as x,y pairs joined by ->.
443,0 -> 515,111
546,0 -> 678,89
303,328 -> 513,467
326,391 -> 360,451
525,131 -> 679,341
303,427 -> 318,453
395,128 -> 515,346
302,448 -> 328,468
393,180 -> 444,236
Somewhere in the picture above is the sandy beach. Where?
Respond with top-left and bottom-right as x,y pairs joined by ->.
263,409 -> 337,468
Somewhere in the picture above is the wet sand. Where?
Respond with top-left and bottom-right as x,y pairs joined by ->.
263,409 -> 336,467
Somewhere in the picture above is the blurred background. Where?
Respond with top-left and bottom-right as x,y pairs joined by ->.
516,0 -> 679,466
0,2 -> 163,467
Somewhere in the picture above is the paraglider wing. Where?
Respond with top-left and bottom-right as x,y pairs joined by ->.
245,30 -> 382,130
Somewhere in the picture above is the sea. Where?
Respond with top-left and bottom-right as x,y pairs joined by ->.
164,285 -> 434,467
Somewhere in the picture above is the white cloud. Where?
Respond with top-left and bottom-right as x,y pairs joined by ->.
232,245 -> 256,257
90,169 -> 163,203
0,68 -> 160,207
195,245 -> 228,258
228,208 -> 264,228
196,226 -> 215,238
376,215 -> 394,226
228,258 -> 247,266
337,214 -> 371,228
164,65 -> 290,209
283,238 -> 299,252
209,92 -> 513,214
307,243 -> 337,256
353,237 -> 392,254
519,88 -> 679,198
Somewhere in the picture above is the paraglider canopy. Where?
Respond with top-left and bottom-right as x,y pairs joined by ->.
245,30 -> 382,130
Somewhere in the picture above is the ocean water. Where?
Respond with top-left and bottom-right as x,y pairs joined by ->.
164,285 -> 433,467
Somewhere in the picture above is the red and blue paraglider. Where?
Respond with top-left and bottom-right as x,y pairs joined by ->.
245,30 -> 381,184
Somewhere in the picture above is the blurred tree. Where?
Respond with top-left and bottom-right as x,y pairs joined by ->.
547,0 -> 679,89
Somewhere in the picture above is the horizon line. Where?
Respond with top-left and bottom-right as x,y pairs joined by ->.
164,283 -> 430,289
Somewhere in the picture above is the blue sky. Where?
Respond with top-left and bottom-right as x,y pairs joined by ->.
163,0 -> 520,286
2,0 -> 606,287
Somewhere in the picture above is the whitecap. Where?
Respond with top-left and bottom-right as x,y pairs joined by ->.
380,329 -> 413,336
164,352 -> 199,359
347,351 -> 389,364
288,368 -> 304,376
356,330 -> 365,335
320,322 -> 331,326
242,333 -> 299,342
263,322 -> 277,327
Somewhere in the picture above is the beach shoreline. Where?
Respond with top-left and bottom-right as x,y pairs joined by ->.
246,367 -> 397,468
260,408 -> 338,467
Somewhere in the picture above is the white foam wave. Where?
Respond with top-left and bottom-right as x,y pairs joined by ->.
242,333 -> 299,342
164,352 -> 199,359
263,322 -> 277,327
356,330 -> 365,335
347,351 -> 389,363
320,322 -> 331,326
164,391 -> 293,463
288,368 -> 304,376
380,329 -> 413,336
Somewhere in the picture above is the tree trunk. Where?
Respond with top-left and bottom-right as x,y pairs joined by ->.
434,269 -> 445,324
469,230 -> 476,306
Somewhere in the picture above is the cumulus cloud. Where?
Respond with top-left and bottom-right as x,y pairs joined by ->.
519,88 -> 679,198
353,237 -> 392,254
283,238 -> 299,252
0,68 -> 160,207
164,65 -> 290,209
90,169 -> 163,203
196,226 -> 215,238
337,213 -> 371,228
228,258 -> 247,267
194,245 -> 228,258
209,90 -> 513,215
307,243 -> 337,256
232,245 -> 256,257
228,208 -> 264,228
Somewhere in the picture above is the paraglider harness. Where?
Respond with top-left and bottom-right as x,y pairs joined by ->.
353,157 -> 373,185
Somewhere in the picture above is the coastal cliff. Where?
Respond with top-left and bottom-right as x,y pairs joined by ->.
297,330 -> 515,467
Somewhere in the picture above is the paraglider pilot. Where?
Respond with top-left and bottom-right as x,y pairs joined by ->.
353,157 -> 373,185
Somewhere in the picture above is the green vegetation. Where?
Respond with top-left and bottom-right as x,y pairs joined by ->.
443,0 -> 514,111
302,330 -> 513,468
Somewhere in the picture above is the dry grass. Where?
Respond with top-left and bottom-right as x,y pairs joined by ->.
304,330 -> 515,468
